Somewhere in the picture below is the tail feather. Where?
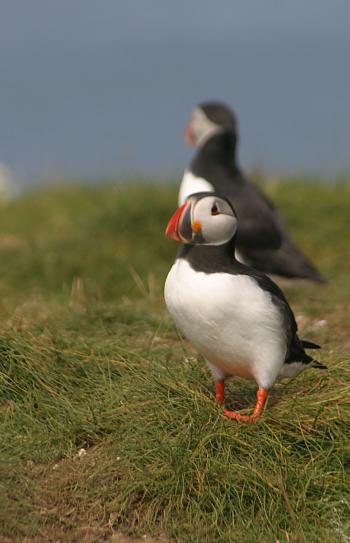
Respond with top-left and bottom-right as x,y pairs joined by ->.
302,338 -> 326,368
311,360 -> 327,369
301,339 -> 321,350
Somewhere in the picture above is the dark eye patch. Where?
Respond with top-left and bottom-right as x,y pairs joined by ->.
211,203 -> 220,215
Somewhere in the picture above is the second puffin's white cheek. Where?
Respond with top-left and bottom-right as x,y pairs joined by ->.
191,108 -> 219,144
201,216 -> 237,245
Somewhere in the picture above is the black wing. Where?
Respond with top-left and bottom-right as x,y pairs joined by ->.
219,173 -> 325,282
189,132 -> 325,281
248,268 -> 323,365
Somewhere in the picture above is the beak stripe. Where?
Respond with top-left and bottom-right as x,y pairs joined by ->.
185,121 -> 194,145
165,202 -> 189,241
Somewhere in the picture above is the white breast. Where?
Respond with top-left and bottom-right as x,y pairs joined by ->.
164,259 -> 287,389
178,170 -> 214,205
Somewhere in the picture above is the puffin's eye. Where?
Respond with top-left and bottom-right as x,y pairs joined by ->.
211,203 -> 220,215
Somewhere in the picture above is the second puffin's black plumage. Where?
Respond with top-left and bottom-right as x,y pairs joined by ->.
180,102 -> 325,282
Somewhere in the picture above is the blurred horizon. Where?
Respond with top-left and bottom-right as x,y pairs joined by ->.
1,1 -> 350,185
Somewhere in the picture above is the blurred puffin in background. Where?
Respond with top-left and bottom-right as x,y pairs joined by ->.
164,193 -> 325,421
179,102 -> 325,282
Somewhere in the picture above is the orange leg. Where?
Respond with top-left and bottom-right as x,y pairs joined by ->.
222,388 -> 268,422
215,380 -> 225,405
215,380 -> 267,421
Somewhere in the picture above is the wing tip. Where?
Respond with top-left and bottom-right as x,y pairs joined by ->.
301,339 -> 321,350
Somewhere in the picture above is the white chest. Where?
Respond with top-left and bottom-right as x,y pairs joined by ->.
164,259 -> 287,387
178,170 -> 214,205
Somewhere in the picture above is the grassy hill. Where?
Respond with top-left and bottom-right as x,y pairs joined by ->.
0,179 -> 349,542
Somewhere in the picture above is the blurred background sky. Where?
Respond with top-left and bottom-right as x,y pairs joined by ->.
0,0 -> 350,185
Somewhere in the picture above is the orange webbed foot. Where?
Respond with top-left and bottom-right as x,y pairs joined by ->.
219,387 -> 267,422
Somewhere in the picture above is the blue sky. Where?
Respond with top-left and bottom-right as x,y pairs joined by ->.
1,1 -> 349,182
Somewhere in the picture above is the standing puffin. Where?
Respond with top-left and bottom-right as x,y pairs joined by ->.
164,193 -> 324,421
179,102 -> 325,282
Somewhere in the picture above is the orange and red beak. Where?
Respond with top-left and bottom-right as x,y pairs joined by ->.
184,120 -> 195,145
165,202 -> 189,241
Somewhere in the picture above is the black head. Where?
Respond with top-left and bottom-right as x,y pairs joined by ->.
185,101 -> 238,146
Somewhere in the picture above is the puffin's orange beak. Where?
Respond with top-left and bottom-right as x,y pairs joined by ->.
165,202 -> 189,241
184,120 -> 195,145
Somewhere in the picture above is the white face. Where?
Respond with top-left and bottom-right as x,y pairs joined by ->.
190,195 -> 237,245
190,107 -> 221,146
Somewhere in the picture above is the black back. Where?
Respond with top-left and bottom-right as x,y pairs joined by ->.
189,132 -> 325,281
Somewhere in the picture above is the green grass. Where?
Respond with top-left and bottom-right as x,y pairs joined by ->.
0,179 -> 349,543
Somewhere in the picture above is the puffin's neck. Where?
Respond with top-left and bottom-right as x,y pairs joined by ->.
193,132 -> 238,172
177,238 -> 241,274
